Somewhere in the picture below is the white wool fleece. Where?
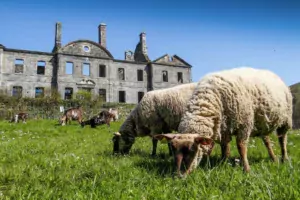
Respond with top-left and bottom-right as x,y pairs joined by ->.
119,82 -> 198,137
178,67 -> 293,142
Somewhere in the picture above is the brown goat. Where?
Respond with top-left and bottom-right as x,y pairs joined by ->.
60,106 -> 83,126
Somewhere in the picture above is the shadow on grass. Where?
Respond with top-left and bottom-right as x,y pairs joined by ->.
132,155 -> 226,177
53,123 -> 83,128
133,154 -> 277,177
100,148 -> 171,159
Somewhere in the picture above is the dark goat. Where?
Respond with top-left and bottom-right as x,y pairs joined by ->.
81,110 -> 116,128
10,112 -> 28,123
98,110 -> 116,127
81,115 -> 104,128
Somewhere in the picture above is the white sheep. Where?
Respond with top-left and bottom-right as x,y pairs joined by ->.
112,82 -> 198,156
154,67 -> 293,176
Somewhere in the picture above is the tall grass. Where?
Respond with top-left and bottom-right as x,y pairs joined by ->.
0,120 -> 299,199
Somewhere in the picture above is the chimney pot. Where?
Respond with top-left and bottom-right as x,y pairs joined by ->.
98,23 -> 107,48
55,22 -> 62,48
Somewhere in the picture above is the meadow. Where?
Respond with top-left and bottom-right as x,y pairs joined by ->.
0,119 -> 299,200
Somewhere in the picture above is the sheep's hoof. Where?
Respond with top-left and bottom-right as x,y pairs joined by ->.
243,165 -> 251,173
280,155 -> 289,162
173,172 -> 187,179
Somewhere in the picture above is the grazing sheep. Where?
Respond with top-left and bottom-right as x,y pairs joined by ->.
154,67 -> 293,176
112,82 -> 198,156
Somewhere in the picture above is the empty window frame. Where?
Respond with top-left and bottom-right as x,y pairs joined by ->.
99,65 -> 106,77
118,68 -> 125,80
137,69 -> 143,81
138,91 -> 144,103
15,59 -> 24,73
99,89 -> 106,102
65,62 -> 73,74
65,87 -> 73,100
37,61 -> 46,75
119,91 -> 126,103
162,70 -> 168,82
12,86 -> 22,97
83,63 -> 90,76
35,87 -> 44,98
177,72 -> 183,83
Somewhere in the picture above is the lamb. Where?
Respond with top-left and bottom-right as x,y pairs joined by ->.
59,106 -> 83,126
112,82 -> 198,156
154,67 -> 293,176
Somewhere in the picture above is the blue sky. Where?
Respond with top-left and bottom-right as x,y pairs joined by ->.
1,0 -> 300,86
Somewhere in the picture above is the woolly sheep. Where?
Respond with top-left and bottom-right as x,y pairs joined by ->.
154,67 -> 293,176
112,82 -> 198,156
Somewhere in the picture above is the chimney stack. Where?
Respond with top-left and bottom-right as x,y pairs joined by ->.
98,23 -> 107,49
55,22 -> 62,48
139,32 -> 147,55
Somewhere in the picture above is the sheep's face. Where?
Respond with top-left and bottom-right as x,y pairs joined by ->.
112,132 -> 135,155
154,134 -> 214,178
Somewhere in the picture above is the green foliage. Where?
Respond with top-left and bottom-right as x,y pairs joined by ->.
75,90 -> 92,102
0,120 -> 300,199
0,92 -> 136,121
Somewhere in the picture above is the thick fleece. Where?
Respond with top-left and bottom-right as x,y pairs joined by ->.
177,67 -> 292,172
114,82 -> 198,155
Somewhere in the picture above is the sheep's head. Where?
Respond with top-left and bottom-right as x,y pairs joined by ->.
112,132 -> 135,155
154,133 -> 215,178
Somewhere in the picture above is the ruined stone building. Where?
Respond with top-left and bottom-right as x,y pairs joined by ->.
0,22 -> 192,104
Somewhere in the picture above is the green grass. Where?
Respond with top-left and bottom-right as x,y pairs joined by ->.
0,120 -> 300,200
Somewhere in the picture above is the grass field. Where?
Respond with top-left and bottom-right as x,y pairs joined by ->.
0,119 -> 299,200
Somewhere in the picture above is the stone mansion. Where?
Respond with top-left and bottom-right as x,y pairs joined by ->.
0,22 -> 192,104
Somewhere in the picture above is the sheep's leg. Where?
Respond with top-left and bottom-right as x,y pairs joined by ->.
262,135 -> 277,162
221,133 -> 231,161
167,143 -> 173,156
151,138 -> 158,156
236,136 -> 250,172
277,126 -> 289,162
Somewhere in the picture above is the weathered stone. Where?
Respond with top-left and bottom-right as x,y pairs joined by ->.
98,23 -> 107,49
0,22 -> 192,104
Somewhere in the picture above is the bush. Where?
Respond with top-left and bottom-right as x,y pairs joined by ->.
0,92 -> 136,121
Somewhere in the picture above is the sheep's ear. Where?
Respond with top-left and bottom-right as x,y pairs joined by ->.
114,132 -> 121,136
194,137 -> 214,145
153,134 -> 177,142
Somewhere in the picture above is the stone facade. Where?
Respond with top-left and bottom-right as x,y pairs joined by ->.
0,22 -> 192,104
